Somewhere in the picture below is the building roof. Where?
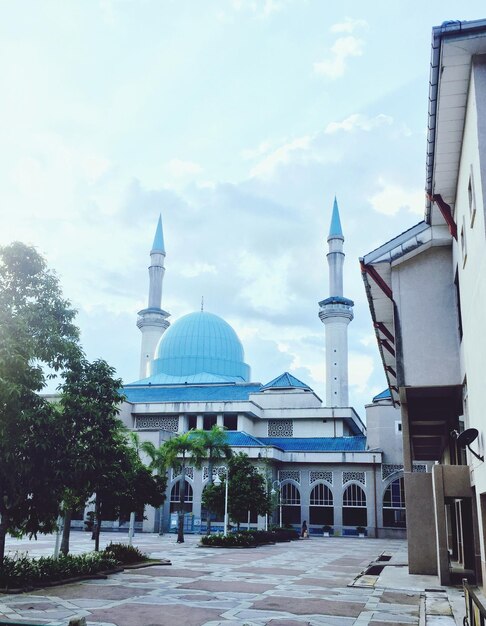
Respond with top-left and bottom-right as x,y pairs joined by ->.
123,383 -> 262,403
426,19 -> 486,224
372,388 -> 392,402
328,197 -> 343,239
258,436 -> 367,452
261,372 -> 311,391
148,311 -> 250,383
151,214 -> 165,254
221,432 -> 367,452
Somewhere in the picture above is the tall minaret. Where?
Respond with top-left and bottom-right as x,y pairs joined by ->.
137,215 -> 170,379
318,198 -> 354,407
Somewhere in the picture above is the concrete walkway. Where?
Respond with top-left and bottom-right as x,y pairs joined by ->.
0,532 -> 466,626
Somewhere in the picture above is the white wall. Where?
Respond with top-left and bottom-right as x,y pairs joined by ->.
392,245 -> 461,388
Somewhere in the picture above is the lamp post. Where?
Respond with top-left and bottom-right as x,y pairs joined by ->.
271,480 -> 282,528
214,467 -> 229,537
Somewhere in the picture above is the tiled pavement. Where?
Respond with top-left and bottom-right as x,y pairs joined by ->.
0,533 -> 466,626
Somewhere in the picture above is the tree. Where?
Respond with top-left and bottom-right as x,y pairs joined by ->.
159,433 -> 206,543
192,426 -> 232,534
201,453 -> 272,531
0,242 -> 80,561
57,357 -> 127,554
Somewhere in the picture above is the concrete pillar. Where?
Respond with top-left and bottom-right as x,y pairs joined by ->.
333,472 -> 343,533
405,472 -> 438,574
432,464 -> 451,585
196,415 -> 204,429
178,414 -> 188,433
400,402 -> 413,472
143,505 -> 156,533
216,414 -> 224,427
300,471 -> 310,528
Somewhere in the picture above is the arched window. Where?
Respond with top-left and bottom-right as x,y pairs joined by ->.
342,484 -> 367,526
382,477 -> 406,528
309,483 -> 333,525
281,482 -> 301,525
170,480 -> 193,513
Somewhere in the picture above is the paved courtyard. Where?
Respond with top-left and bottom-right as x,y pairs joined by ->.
0,532 -> 467,626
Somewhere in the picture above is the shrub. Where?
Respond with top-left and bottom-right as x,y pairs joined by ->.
102,542 -> 148,564
200,533 -> 257,547
271,526 -> 300,541
237,530 -> 276,544
0,552 -> 118,589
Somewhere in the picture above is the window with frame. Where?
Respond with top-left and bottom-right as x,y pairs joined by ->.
460,216 -> 467,267
468,166 -> 476,227
310,483 -> 333,525
170,480 -> 193,513
342,483 -> 367,526
281,482 -> 301,525
382,477 -> 406,528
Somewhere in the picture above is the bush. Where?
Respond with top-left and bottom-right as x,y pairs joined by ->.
271,526 -> 300,541
102,542 -> 148,564
237,530 -> 276,544
0,552 -> 118,589
200,533 -> 257,547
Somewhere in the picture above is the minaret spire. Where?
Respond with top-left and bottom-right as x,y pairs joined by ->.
318,198 -> 354,407
137,215 -> 170,379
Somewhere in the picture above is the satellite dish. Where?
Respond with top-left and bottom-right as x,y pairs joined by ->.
456,428 -> 479,447
456,428 -> 483,462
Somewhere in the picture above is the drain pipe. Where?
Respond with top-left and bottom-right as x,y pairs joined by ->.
373,454 -> 378,538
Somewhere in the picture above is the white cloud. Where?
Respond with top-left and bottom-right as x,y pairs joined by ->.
166,159 -> 203,179
325,113 -> 393,134
241,140 -> 274,161
314,36 -> 364,79
349,353 -> 374,393
330,18 -> 368,34
179,262 -> 218,278
230,0 -> 288,18
249,135 -> 312,179
369,179 -> 424,216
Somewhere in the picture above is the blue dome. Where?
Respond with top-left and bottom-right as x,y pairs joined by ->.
151,311 -> 250,382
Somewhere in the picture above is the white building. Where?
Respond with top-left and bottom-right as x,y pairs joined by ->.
361,19 -> 486,586
119,201 -> 407,538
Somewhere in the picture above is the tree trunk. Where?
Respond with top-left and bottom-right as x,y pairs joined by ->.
177,465 -> 185,543
206,453 -> 213,535
60,509 -> 72,556
94,498 -> 102,552
0,515 -> 8,563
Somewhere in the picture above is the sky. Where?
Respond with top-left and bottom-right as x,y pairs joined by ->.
1,0 -> 484,417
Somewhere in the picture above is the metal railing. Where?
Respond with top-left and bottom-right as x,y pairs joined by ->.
463,578 -> 486,626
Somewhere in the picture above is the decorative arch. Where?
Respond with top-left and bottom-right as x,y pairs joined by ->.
382,476 -> 406,528
342,483 -> 367,526
169,480 -> 193,514
309,482 -> 334,525
280,481 -> 301,526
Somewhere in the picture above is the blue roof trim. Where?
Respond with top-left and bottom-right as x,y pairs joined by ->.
261,372 -> 311,391
224,431 -> 266,447
123,383 -> 262,403
151,214 -> 165,253
258,436 -> 367,452
319,296 -> 354,307
328,197 -> 343,239
372,388 -> 392,402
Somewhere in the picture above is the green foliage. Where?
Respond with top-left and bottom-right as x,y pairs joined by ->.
200,533 -> 257,547
0,552 -> 118,589
228,453 -> 272,527
200,529 -> 296,547
0,242 -> 80,559
102,542 -> 148,564
271,526 -> 300,541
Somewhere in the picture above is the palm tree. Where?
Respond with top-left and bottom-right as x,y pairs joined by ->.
156,433 -> 206,543
140,439 -> 168,534
193,425 -> 232,534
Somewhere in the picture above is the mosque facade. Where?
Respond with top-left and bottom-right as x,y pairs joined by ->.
119,201 -> 413,537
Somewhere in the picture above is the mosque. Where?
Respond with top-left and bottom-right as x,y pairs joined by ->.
118,200 -> 416,537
